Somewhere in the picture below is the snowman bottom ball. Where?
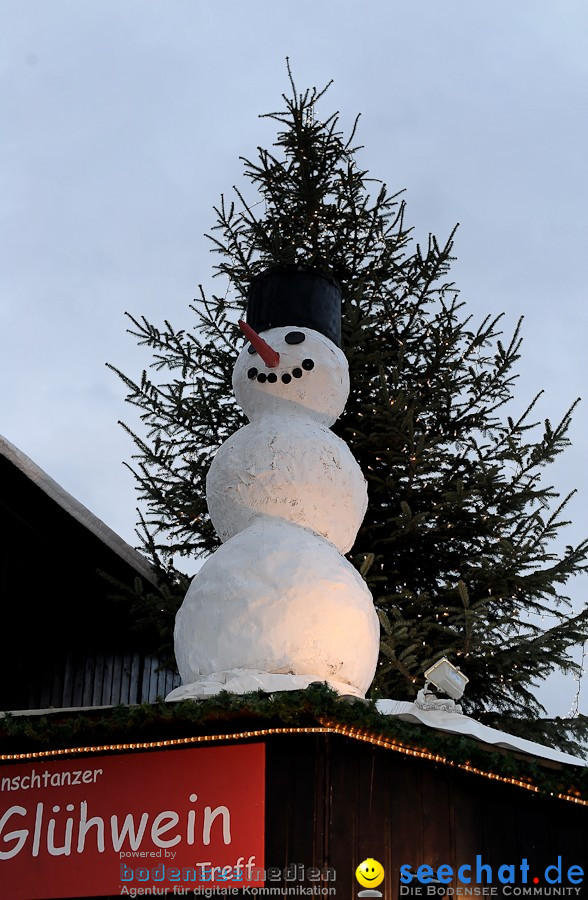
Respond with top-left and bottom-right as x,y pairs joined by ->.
174,519 -> 380,698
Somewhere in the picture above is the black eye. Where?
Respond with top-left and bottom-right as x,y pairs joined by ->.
248,367 -> 258,379
267,373 -> 277,383
285,331 -> 305,344
302,359 -> 314,370
248,344 -> 257,355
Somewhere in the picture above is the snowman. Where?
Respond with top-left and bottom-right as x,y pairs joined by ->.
167,268 -> 380,701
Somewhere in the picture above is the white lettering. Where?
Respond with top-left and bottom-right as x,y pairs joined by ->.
47,807 -> 73,857
0,767 -> 104,791
111,812 -> 149,851
0,794 -> 235,859
0,806 -> 28,860
77,800 -> 105,853
202,805 -> 231,846
187,794 -> 197,845
151,812 -> 180,848
32,802 -> 43,857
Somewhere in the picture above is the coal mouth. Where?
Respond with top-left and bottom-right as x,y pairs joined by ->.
247,359 -> 314,384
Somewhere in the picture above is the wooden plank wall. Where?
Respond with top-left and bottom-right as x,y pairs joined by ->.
265,733 -> 588,899
26,653 -> 180,709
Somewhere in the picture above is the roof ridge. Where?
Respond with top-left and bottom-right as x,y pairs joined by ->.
0,434 -> 157,586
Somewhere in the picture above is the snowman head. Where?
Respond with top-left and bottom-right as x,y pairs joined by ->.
233,323 -> 349,426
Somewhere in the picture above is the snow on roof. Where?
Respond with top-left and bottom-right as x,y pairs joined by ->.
0,434 -> 158,586
376,699 -> 587,768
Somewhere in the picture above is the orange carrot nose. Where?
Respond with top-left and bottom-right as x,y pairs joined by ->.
238,320 -> 280,368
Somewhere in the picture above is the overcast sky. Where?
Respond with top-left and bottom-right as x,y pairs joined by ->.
1,1 -> 587,718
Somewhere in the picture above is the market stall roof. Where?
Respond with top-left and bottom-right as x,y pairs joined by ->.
375,699 -> 587,768
0,434 -> 161,711
2,691 -> 586,774
0,689 -> 586,811
0,433 -> 156,585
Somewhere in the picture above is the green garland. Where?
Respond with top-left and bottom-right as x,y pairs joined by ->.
1,685 -> 586,801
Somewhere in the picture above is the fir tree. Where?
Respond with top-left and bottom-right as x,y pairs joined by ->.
110,67 -> 588,753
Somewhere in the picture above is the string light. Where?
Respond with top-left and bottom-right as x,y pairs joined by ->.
567,639 -> 587,718
1,722 -> 584,807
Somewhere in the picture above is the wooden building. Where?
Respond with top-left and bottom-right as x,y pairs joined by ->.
1,436 -> 586,900
0,435 -> 179,712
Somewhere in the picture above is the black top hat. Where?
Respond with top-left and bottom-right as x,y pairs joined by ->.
247,266 -> 342,348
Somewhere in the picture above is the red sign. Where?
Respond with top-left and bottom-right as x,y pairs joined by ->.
0,742 -> 265,899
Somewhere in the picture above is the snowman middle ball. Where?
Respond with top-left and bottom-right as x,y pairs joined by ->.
207,415 -> 368,553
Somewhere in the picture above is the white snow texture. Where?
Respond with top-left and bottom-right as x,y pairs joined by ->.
207,415 -> 367,553
174,519 -> 380,696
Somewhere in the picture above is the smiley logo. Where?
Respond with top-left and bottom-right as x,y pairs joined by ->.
356,857 -> 385,888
